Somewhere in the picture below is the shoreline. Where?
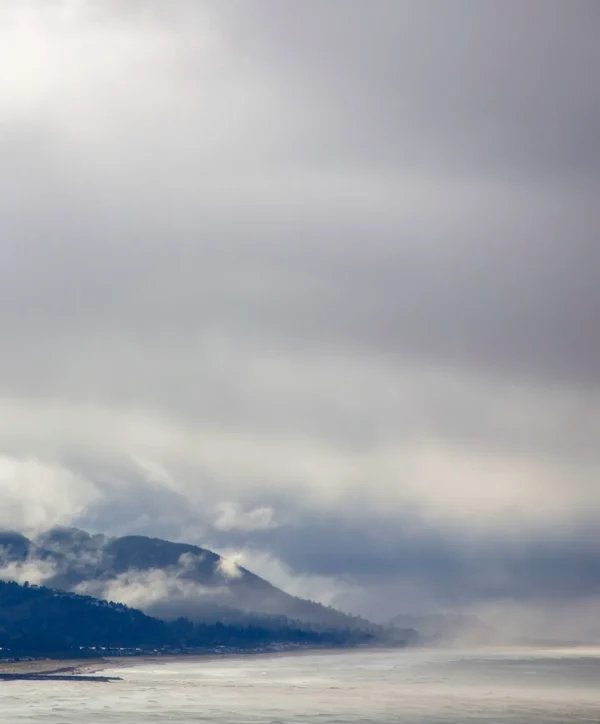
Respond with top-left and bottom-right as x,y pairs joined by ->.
80,645 -> 398,675
0,645 -> 403,678
3,642 -> 598,679
93,642 -> 600,673
0,660 -> 105,677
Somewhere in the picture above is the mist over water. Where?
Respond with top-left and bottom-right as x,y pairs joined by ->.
2,649 -> 600,723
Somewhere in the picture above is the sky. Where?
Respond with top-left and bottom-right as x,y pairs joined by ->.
1,0 -> 599,627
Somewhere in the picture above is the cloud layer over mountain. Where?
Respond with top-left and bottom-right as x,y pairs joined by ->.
1,1 -> 599,630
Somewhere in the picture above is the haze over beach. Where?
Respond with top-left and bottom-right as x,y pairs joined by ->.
1,3 -> 600,718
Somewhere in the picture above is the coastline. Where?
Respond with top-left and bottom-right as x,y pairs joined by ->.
0,645 -> 401,678
82,646 -> 394,675
2,642 -> 598,680
0,659 -> 106,676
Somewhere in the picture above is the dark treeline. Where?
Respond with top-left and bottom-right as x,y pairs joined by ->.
0,580 -> 379,657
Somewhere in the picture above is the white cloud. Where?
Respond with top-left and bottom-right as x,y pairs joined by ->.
216,553 -> 244,580
74,553 -> 228,611
0,340 -> 598,537
0,456 -> 99,535
214,502 -> 278,532
0,555 -> 57,587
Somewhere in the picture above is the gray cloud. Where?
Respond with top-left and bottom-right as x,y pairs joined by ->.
236,1 -> 600,175
0,1 -> 599,623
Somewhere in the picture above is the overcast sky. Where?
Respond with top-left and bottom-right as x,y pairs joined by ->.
1,0 -> 599,626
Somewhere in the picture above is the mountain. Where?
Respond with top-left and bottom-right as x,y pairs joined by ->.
0,580 -> 378,658
0,528 -> 412,643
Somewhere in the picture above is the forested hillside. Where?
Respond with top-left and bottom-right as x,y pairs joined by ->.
0,580 -> 383,658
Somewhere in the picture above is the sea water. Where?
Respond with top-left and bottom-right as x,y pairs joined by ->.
1,647 -> 600,722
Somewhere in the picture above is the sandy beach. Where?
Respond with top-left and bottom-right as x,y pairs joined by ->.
0,646 -> 392,679
0,658 -> 109,676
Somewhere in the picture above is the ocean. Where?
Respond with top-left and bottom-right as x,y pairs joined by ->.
2,647 -> 600,722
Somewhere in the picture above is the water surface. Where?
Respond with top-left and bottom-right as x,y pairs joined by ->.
2,647 -> 600,722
